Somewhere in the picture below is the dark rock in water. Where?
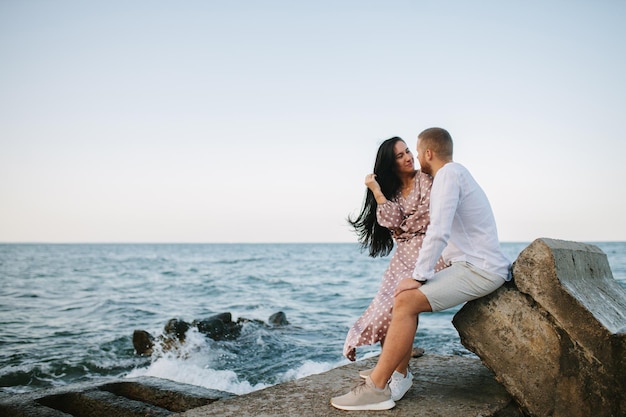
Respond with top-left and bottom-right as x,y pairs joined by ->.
236,317 -> 265,326
195,316 -> 226,337
193,313 -> 242,341
411,347 -> 425,358
132,311 -> 289,355
164,318 -> 191,341
133,330 -> 155,356
206,312 -> 233,324
268,311 -> 289,326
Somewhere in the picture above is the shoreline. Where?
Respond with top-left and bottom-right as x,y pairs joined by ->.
0,354 -> 520,417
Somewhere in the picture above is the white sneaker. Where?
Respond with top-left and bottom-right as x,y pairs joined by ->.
358,369 -> 413,401
389,370 -> 413,401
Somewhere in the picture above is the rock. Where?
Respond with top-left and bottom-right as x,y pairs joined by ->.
268,311 -> 289,326
132,311 -> 289,355
452,238 -> 626,417
164,318 -> 191,341
411,347 -> 425,358
193,313 -> 242,341
133,323 -> 190,356
133,330 -> 155,356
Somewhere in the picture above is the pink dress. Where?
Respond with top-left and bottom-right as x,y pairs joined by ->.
343,171 -> 447,361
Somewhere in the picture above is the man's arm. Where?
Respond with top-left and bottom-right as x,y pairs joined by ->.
411,166 -> 460,281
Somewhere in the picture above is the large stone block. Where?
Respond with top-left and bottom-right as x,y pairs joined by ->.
453,238 -> 626,417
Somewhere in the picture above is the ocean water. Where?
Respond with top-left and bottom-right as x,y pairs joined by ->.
1,242 -> 624,396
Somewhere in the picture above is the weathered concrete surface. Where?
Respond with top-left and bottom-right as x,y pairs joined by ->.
175,354 -> 522,417
0,376 -> 233,417
0,355 -> 521,417
453,238 -> 626,417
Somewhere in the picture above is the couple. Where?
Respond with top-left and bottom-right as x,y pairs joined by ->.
333,127 -> 511,411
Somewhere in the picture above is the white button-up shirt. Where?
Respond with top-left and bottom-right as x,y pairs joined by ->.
412,162 -> 511,281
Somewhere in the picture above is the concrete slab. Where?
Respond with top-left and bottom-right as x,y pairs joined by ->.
175,354 -> 520,417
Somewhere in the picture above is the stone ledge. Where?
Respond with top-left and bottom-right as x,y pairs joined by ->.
0,355 -> 521,417
175,354 -> 522,417
0,376 -> 233,417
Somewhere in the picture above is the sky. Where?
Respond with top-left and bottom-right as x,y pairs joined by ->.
1,1 -> 625,243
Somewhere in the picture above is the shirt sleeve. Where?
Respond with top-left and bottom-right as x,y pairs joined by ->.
412,166 -> 460,281
376,200 -> 404,229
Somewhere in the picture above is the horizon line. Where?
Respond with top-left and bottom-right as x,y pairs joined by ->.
1,240 -> 624,245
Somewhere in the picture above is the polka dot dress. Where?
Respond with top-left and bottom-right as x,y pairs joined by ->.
343,171 -> 448,361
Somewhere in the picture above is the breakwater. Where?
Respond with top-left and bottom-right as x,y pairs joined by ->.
0,354 -> 520,417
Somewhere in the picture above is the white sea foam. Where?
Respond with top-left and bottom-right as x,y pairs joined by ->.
125,330 -> 270,395
126,329 -> 352,394
278,360 -> 336,381
126,357 -> 269,395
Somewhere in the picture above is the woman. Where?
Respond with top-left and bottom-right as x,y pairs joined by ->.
343,137 -> 446,398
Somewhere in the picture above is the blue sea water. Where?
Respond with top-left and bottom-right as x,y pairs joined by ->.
0,242 -> 624,395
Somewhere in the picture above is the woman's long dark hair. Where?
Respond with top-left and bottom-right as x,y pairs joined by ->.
348,137 -> 406,257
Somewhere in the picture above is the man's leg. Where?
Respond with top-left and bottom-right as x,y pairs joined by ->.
369,288 -> 432,389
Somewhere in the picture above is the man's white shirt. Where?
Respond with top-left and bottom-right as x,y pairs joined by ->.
412,162 -> 511,281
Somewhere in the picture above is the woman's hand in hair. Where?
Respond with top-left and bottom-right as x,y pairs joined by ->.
365,173 -> 387,204
365,173 -> 381,193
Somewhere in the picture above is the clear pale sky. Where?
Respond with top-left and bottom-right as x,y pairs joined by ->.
1,1 -> 625,243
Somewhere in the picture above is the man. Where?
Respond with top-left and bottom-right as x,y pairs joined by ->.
331,127 -> 511,411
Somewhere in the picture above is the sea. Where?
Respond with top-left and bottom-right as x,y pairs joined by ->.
1,242 -> 624,396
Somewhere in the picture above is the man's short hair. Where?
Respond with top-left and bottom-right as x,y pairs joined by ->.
418,127 -> 453,158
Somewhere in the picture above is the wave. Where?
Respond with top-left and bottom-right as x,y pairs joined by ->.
124,329 -> 345,395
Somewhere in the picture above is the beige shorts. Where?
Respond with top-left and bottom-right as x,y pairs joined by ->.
419,261 -> 506,312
